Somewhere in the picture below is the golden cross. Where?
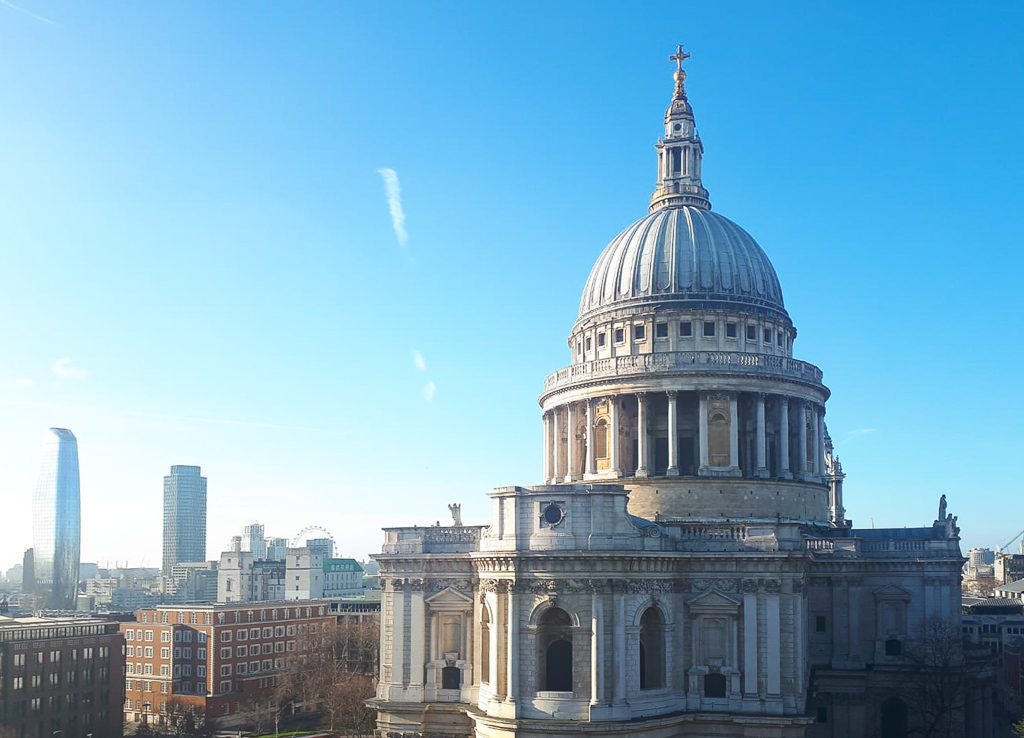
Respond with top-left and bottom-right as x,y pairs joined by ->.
669,44 -> 691,74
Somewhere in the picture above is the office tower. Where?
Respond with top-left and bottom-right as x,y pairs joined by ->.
162,465 -> 207,575
266,536 -> 289,561
31,427 -> 81,610
241,522 -> 267,559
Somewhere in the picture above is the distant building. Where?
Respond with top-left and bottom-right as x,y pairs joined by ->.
170,561 -> 219,603
0,613 -> 125,737
162,466 -> 207,576
240,522 -> 267,559
121,600 -> 334,727
31,428 -> 81,609
21,548 -> 34,594
217,548 -> 364,603
996,553 -> 1024,585
266,536 -> 289,561
305,537 -> 334,559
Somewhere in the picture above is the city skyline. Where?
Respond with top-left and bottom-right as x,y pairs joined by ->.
0,2 -> 1022,568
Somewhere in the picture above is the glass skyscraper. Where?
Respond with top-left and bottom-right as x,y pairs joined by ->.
162,465 -> 207,575
31,427 -> 81,610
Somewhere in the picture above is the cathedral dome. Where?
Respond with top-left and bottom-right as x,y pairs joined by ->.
578,206 -> 787,322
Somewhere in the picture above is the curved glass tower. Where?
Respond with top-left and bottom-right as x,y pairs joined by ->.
31,427 -> 81,609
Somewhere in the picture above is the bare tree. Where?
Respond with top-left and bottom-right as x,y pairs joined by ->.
275,617 -> 378,732
165,698 -> 215,738
904,617 -> 986,738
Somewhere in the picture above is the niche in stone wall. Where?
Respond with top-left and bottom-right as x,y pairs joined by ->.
708,395 -> 731,467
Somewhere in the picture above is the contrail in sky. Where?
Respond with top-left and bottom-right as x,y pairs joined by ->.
377,167 -> 408,247
0,0 -> 55,24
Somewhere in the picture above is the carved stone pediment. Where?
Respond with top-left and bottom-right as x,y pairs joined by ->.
425,586 -> 474,609
687,589 -> 741,614
873,584 -> 911,601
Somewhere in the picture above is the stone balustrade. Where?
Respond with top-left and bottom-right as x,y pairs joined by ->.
805,531 -> 960,559
544,351 -> 823,392
380,525 -> 486,555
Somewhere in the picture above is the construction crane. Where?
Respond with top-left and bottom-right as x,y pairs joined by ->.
997,528 -> 1024,555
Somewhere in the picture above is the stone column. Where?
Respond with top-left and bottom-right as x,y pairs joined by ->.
566,403 -> 577,482
542,412 -> 551,484
666,390 -> 679,477
698,392 -> 709,472
613,593 -> 626,702
729,393 -> 740,470
551,409 -> 561,484
487,595 -> 500,689
815,407 -> 825,478
779,397 -> 791,479
743,587 -> 758,696
392,584 -> 406,686
609,396 -> 621,476
506,585 -> 518,701
585,399 -> 596,477
636,393 -> 649,478
796,401 -> 808,480
756,394 -> 768,477
410,586 -> 425,689
590,591 -> 603,705
766,591 -> 781,695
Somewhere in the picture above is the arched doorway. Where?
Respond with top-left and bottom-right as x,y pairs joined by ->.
881,696 -> 908,738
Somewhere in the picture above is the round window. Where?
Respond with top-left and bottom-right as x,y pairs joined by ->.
543,503 -> 564,525
673,123 -> 682,131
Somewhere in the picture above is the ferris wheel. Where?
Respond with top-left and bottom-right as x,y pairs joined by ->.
291,525 -> 335,548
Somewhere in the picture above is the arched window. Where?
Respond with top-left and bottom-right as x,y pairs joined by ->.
595,418 -> 609,459
639,607 -> 664,689
537,607 -> 573,692
480,607 -> 490,683
881,696 -> 908,738
704,672 -> 726,698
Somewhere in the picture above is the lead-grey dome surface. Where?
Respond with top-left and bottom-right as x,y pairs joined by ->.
578,206 -> 787,321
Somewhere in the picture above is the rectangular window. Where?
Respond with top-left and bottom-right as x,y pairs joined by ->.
160,648 -> 169,659
817,706 -> 828,723
144,647 -> 153,658
679,321 -> 693,337
222,631 -> 232,642
633,324 -> 646,340
746,324 -> 757,341
763,328 -> 772,343
726,322 -> 737,338
597,332 -> 606,347
703,321 -> 716,337
145,630 -> 153,641
777,332 -> 784,347
584,336 -> 592,351
655,322 -> 668,338
126,646 -> 134,657
220,680 -> 231,693
250,628 -> 260,639
160,631 -> 170,642
262,627 -> 273,638
160,665 -> 169,677
220,647 -> 232,659
815,615 -> 827,633
614,328 -> 624,343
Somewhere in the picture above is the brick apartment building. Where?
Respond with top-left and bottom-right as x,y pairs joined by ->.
0,615 -> 125,738
120,600 -> 334,727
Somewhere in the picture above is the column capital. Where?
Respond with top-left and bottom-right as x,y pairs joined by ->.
666,389 -> 678,400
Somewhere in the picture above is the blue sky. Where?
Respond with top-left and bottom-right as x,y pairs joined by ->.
1,1 -> 1022,569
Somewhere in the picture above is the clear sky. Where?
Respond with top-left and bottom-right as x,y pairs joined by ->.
1,1 -> 1022,570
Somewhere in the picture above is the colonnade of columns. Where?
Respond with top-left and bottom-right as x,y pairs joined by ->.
542,390 -> 825,484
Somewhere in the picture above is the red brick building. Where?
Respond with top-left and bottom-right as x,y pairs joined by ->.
120,600 -> 334,727
0,615 -> 125,738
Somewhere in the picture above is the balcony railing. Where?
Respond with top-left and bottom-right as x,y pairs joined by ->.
543,351 -> 824,392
